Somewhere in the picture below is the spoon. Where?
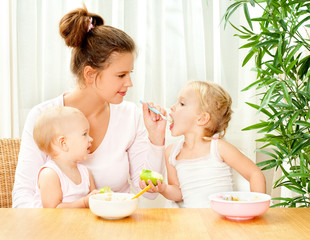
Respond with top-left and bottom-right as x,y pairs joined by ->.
140,100 -> 172,122
131,185 -> 152,199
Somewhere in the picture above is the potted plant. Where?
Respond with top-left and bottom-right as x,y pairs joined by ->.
223,0 -> 310,207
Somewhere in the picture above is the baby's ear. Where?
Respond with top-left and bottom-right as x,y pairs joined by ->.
55,136 -> 69,152
197,112 -> 210,126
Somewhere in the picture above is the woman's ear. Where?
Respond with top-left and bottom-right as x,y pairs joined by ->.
197,112 -> 210,126
84,66 -> 97,84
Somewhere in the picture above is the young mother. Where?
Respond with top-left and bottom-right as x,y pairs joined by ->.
12,6 -> 166,207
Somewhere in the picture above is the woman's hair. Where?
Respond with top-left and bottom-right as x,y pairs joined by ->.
59,5 -> 136,86
33,106 -> 86,157
187,81 -> 232,139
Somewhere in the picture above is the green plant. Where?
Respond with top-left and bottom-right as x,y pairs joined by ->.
224,0 -> 310,207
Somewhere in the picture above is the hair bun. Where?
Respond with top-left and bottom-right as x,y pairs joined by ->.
59,6 -> 104,48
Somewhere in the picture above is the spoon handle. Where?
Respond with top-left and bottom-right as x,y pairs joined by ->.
132,185 -> 152,199
139,100 -> 171,122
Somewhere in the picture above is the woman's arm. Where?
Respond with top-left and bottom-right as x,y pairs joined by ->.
128,105 -> 165,199
12,109 -> 48,208
218,139 -> 266,193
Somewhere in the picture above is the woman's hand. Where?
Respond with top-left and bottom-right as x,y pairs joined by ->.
141,102 -> 167,146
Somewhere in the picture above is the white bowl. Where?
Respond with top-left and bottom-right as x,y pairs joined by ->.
209,191 -> 271,220
89,193 -> 138,219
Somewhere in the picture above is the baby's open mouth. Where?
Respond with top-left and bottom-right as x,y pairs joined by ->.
87,145 -> 92,153
169,114 -> 174,130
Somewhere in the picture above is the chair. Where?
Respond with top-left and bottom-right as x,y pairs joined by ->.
0,138 -> 21,208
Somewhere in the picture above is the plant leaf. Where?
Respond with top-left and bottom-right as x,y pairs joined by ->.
280,81 -> 292,105
287,112 -> 300,132
245,102 -> 273,117
240,41 -> 259,49
243,3 -> 253,30
242,78 -> 265,91
229,22 -> 248,34
284,43 -> 303,67
286,0 -> 310,5
292,15 -> 310,34
260,82 -> 277,109
242,49 -> 256,66
279,19 -> 287,31
281,185 -> 306,194
296,121 -> 310,128
255,40 -> 278,49
291,139 -> 308,156
265,63 -> 283,74
256,149 -> 278,159
242,121 -> 270,131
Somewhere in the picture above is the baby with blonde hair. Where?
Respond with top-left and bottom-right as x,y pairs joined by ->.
32,106 -> 98,208
142,81 -> 266,208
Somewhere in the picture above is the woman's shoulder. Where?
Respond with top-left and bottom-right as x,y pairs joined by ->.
24,94 -> 64,130
28,95 -> 64,119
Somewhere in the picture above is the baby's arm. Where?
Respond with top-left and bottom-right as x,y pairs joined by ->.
146,144 -> 183,202
218,139 -> 266,193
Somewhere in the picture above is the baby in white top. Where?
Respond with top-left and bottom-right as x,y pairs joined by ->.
144,81 -> 266,207
32,106 -> 98,208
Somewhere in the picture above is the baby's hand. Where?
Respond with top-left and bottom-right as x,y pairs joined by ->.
88,189 -> 100,196
84,189 -> 100,208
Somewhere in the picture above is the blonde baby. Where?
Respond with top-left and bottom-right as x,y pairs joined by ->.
32,106 -> 98,208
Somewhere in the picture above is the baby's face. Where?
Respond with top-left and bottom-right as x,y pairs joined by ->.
169,86 -> 201,136
64,116 -> 93,162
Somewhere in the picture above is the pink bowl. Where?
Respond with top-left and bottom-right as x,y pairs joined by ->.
209,191 -> 271,220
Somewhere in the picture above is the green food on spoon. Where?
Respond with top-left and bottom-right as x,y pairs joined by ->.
99,187 -> 113,193
140,169 -> 163,186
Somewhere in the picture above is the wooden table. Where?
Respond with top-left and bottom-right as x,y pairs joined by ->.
0,208 -> 309,240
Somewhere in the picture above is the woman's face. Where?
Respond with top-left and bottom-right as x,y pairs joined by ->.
93,52 -> 134,104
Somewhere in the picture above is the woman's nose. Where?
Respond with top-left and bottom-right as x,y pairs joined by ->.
125,75 -> 133,87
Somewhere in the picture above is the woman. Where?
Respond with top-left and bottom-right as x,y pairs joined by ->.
12,6 -> 167,207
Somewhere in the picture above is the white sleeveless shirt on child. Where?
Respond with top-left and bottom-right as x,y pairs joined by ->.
168,138 -> 233,208
32,159 -> 91,208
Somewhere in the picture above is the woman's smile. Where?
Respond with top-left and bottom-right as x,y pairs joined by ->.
118,91 -> 127,96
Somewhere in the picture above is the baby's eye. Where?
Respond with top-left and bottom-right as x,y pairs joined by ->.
83,132 -> 88,136
180,102 -> 185,106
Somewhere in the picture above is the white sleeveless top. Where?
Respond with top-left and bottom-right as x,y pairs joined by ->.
32,160 -> 91,208
169,138 -> 233,208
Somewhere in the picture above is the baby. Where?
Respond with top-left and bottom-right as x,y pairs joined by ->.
32,106 -> 98,208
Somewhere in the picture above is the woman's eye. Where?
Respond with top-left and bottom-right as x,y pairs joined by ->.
118,74 -> 126,78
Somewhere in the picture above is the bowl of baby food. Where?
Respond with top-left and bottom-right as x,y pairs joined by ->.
209,191 -> 271,220
89,193 -> 138,219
